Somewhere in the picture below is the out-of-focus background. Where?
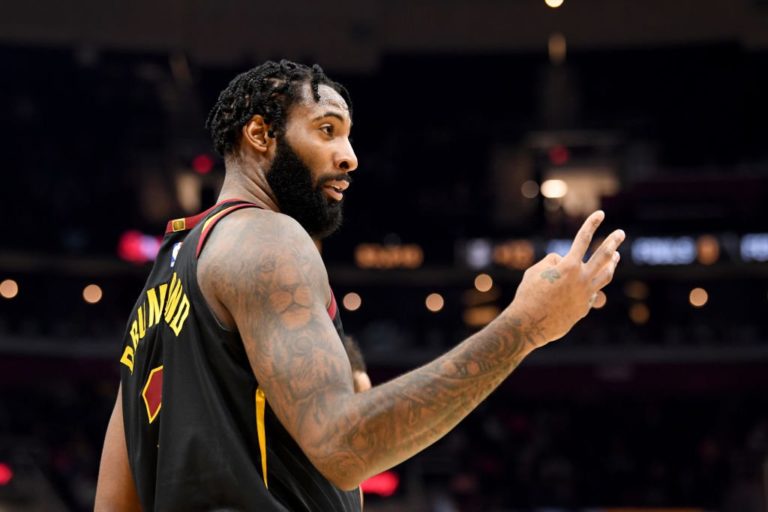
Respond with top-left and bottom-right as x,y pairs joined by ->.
1,0 -> 767,510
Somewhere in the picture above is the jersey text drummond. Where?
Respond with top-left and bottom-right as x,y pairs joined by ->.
120,272 -> 191,373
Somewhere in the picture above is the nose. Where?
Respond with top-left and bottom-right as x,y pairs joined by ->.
335,139 -> 358,173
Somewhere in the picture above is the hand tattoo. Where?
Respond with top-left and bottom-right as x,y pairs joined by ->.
540,268 -> 561,283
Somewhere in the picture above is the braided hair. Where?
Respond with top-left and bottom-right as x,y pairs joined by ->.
205,59 -> 352,157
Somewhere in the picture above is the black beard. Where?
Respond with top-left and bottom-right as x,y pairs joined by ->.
266,138 -> 349,239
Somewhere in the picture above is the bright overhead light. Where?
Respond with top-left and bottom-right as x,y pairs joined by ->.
541,179 -> 568,198
545,0 -> 564,8
629,303 -> 650,325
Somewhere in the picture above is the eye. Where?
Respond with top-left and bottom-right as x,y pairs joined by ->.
320,124 -> 334,136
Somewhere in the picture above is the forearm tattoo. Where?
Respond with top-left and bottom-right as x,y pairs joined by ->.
204,213 -> 544,485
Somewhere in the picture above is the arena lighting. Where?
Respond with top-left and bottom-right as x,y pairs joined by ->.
192,154 -> 214,175
83,284 -> 103,304
548,145 -> 569,165
342,292 -> 362,312
540,179 -> 568,198
464,305 -> 500,327
0,462 -> 13,486
474,273 -> 493,292
520,180 -> 539,199
426,293 -> 444,313
463,233 -> 765,270
0,279 -> 18,299
492,240 -> 535,270
741,233 -> 768,262
118,230 -> 162,264
354,243 -> 424,269
631,237 -> 696,265
545,0 -> 564,8
629,303 -> 650,325
548,34 -> 567,65
360,471 -> 400,497
546,238 -> 572,257
465,238 -> 493,269
689,287 -> 708,308
696,235 -> 720,265
624,280 -> 649,301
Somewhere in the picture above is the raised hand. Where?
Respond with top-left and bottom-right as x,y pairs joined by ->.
509,210 -> 625,347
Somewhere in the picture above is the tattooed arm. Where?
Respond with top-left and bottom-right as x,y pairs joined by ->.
200,209 -> 624,490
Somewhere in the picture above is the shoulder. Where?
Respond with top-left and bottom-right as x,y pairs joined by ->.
212,207 -> 312,247
202,207 -> 318,263
199,208 -> 330,311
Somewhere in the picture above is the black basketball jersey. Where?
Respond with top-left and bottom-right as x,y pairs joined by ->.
119,199 -> 361,512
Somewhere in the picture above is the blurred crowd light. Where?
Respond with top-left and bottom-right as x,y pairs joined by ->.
426,293 -> 444,313
343,292 -> 362,312
0,279 -> 19,299
689,287 -> 709,308
474,273 -> 493,292
83,284 -> 103,304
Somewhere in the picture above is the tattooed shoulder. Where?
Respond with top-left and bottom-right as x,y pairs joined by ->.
200,209 -> 331,321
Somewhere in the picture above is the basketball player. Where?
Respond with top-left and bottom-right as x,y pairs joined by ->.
95,60 -> 625,511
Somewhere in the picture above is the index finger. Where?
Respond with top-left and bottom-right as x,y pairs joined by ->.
566,210 -> 605,262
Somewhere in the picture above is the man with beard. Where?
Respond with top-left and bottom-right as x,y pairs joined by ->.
95,60 -> 625,511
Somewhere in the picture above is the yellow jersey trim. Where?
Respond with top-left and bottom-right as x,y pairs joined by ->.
201,208 -> 231,234
256,387 -> 268,488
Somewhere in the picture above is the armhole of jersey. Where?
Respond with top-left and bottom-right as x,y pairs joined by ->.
195,203 -> 261,258
193,202 -> 261,332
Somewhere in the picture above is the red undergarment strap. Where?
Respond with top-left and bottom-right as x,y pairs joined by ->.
327,290 -> 338,320
195,203 -> 261,258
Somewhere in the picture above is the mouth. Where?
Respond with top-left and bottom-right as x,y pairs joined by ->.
322,179 -> 350,202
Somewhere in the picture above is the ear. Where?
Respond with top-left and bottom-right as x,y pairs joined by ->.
241,115 -> 273,154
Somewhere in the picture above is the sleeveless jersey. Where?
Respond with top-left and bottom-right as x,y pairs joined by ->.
118,199 -> 361,512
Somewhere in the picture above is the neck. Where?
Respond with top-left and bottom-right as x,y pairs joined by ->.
217,151 -> 280,212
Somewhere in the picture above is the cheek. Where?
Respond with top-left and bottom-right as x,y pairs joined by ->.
304,145 -> 335,183
292,134 -> 326,167
307,140 -> 333,167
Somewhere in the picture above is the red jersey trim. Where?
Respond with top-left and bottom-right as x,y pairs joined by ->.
165,198 -> 250,234
195,203 -> 261,258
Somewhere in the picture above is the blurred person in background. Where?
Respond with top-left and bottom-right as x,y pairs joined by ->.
94,59 -> 625,511
343,335 -> 371,394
